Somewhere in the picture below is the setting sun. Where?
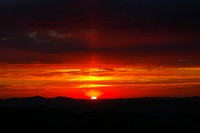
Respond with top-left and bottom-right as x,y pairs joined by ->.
91,96 -> 97,100
85,90 -> 103,99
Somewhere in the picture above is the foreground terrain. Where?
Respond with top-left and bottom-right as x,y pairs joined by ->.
1,96 -> 200,132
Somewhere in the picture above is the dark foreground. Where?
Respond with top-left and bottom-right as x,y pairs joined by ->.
1,96 -> 200,132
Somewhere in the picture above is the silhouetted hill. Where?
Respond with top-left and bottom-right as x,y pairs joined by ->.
1,96 -> 200,115
1,96 -> 200,132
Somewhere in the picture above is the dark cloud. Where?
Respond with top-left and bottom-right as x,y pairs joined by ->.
0,0 -> 199,67
0,0 -> 199,28
0,29 -> 90,53
0,0 -> 199,37
1,39 -> 87,53
0,44 -> 200,67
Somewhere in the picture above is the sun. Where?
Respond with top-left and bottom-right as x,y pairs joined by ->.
91,96 -> 97,100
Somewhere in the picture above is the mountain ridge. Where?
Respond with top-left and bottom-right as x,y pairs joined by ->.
1,96 -> 200,132
1,96 -> 200,115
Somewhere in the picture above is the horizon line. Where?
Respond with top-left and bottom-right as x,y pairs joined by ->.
1,95 -> 200,100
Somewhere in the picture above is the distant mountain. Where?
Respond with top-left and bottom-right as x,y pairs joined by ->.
1,96 -> 200,115
1,96 -> 200,132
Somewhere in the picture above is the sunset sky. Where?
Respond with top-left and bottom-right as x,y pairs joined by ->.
0,0 -> 200,99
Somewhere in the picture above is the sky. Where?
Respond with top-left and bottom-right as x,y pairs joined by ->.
0,0 -> 200,99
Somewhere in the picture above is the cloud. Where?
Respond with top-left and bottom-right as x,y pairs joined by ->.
0,85 -> 9,88
0,85 -> 47,93
0,0 -> 199,67
0,88 -> 12,92
0,85 -> 14,92
1,38 -> 9,41
28,31 -> 38,39
0,0 -> 199,56
0,43 -> 200,67
49,31 -> 71,38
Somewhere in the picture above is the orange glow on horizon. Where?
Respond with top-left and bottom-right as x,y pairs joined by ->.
69,75 -> 114,82
79,84 -> 110,88
85,90 -> 103,99
0,64 -> 200,99
91,96 -> 97,100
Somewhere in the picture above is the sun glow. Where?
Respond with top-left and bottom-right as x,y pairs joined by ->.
70,75 -> 113,81
91,96 -> 97,100
85,90 -> 103,99
79,84 -> 110,88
